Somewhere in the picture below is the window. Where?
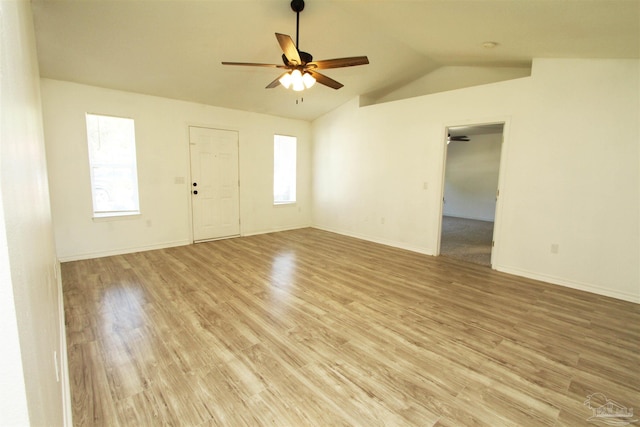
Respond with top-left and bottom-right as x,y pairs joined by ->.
273,135 -> 297,204
85,113 -> 140,218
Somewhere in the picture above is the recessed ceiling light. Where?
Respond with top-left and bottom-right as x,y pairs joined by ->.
482,41 -> 499,49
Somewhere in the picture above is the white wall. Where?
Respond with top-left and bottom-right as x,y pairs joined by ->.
312,58 -> 639,303
0,1 -> 68,425
443,133 -> 502,221
375,65 -> 531,104
41,80 -> 312,260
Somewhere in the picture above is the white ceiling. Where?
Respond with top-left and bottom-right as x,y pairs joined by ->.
31,0 -> 639,121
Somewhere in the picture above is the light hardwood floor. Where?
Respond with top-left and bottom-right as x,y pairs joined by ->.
62,228 -> 639,426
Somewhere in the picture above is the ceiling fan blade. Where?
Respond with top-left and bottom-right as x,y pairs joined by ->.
221,61 -> 286,68
266,72 -> 289,89
307,70 -> 343,90
307,56 -> 369,70
275,33 -> 302,65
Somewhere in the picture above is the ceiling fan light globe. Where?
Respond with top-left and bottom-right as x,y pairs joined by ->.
302,72 -> 316,88
279,72 -> 293,89
290,69 -> 302,81
290,69 -> 304,91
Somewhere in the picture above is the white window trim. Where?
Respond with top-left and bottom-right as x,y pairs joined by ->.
273,134 -> 297,205
86,113 -> 141,219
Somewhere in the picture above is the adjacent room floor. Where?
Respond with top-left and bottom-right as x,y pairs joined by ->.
440,216 -> 494,267
62,228 -> 639,426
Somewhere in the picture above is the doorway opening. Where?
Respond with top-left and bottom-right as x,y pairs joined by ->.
439,123 -> 504,267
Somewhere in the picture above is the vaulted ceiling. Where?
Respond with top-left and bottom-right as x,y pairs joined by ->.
31,0 -> 639,121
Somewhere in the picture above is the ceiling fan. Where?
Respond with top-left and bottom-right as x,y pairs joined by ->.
447,133 -> 470,143
221,0 -> 369,91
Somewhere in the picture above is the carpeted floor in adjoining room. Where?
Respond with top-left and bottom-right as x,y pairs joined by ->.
440,216 -> 494,267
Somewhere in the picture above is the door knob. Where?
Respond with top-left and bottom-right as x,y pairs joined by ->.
193,182 -> 197,187
193,190 -> 198,195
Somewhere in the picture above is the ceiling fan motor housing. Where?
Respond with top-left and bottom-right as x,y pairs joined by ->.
283,52 -> 313,66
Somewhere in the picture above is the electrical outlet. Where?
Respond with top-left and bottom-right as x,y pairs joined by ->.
551,243 -> 559,254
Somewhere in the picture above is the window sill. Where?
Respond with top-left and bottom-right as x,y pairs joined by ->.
92,212 -> 141,222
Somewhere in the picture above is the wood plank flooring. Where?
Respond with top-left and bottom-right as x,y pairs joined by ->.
62,228 -> 640,426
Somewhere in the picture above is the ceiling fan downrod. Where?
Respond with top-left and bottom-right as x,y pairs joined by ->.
291,0 -> 305,48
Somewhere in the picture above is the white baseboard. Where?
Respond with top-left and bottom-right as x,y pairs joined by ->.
312,225 -> 638,304
58,239 -> 192,262
56,230 -> 638,304
443,214 -> 495,222
312,225 -> 435,256
241,224 -> 311,238
494,264 -> 640,304
55,260 -> 72,427
57,226 -> 311,261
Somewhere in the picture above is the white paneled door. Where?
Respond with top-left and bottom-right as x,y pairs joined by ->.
189,127 -> 240,242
